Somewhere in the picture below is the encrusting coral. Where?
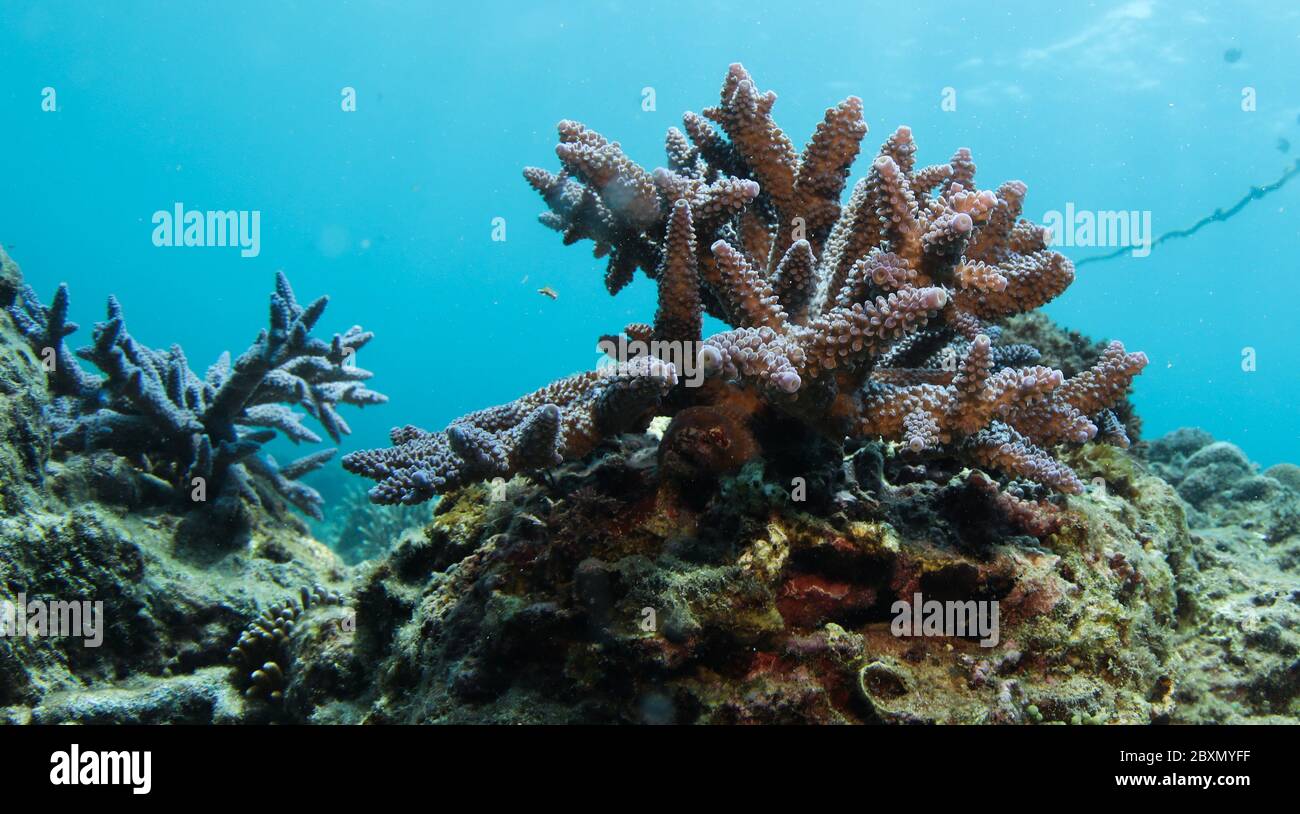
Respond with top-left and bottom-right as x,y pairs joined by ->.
346,63 -> 1144,502
4,272 -> 386,519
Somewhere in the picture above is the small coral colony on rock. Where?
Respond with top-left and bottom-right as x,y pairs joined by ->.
15,62 -> 1299,728
343,63 -> 1146,504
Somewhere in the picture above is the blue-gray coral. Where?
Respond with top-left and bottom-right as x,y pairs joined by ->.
4,272 -> 386,519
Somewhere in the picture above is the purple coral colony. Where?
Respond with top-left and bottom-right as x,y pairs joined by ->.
3,64 -> 1298,730
343,64 -> 1146,503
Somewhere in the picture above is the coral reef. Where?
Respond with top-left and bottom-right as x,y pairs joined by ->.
348,63 -> 1145,504
316,481 -> 436,564
5,267 -> 386,522
0,248 -> 351,724
1144,430 -> 1300,722
259,432 -> 1191,723
242,422 -> 1296,725
8,243 -> 1286,727
0,63 -> 1293,730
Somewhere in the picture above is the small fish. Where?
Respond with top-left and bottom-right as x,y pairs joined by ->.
538,286 -> 558,300
1278,137 -> 1291,154
1223,47 -> 1242,63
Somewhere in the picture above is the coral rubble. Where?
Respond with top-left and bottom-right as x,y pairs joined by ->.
347,63 -> 1145,503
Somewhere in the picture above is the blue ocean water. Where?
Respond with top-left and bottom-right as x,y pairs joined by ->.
1,0 -> 1296,477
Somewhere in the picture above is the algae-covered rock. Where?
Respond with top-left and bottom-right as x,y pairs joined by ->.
280,425 -> 1292,726
282,432 -> 1198,724
1147,426 -> 1216,467
1151,431 -> 1299,531
1170,522 -> 1300,723
0,247 -> 20,309
1141,429 -> 1300,722
1264,463 -> 1300,494
0,256 -> 49,515
29,667 -> 244,724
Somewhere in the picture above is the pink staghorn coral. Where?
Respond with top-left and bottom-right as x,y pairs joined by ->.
343,357 -> 677,504
346,63 -> 1145,502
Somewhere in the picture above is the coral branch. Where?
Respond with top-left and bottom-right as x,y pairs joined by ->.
343,357 -> 677,504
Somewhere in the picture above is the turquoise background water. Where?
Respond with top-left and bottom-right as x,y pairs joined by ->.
2,0 -> 1297,476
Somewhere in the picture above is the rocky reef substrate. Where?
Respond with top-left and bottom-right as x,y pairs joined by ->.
1,248 -> 1295,724
247,419 -> 1296,724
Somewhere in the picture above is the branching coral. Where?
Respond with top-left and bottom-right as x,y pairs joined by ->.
4,272 -> 386,518
343,357 -> 677,504
346,63 -> 1144,502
